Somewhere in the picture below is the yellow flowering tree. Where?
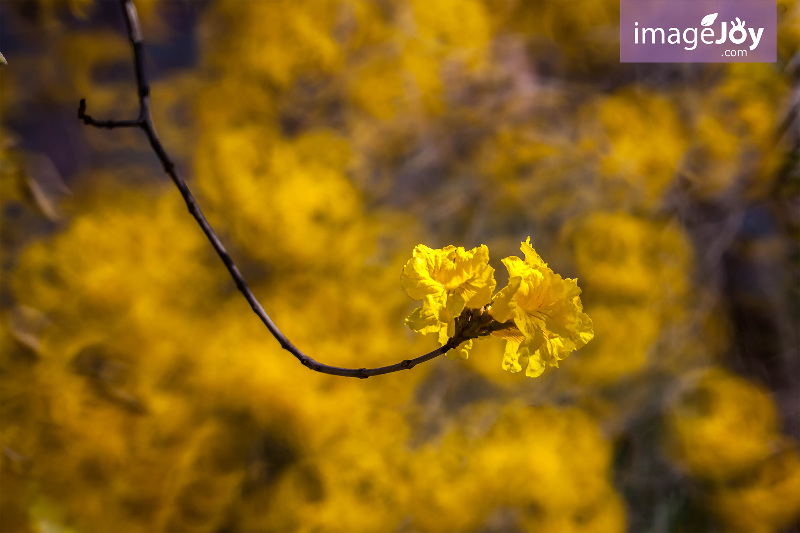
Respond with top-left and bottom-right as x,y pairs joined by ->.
3,0 -> 800,532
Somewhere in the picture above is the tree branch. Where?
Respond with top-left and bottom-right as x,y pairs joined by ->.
78,0 -> 463,378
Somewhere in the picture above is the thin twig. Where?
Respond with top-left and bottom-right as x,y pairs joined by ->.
78,0 -> 462,378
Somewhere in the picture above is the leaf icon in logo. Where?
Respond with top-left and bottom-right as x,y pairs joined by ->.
701,13 -> 718,26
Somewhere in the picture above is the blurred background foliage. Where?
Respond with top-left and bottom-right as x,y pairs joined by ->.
1,0 -> 799,532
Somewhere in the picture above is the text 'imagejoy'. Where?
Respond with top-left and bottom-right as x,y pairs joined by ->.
621,0 -> 776,63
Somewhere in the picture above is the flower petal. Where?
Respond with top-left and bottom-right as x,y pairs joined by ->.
439,291 -> 466,324
405,299 -> 440,334
489,276 -> 521,323
401,245 -> 446,300
520,236 -> 547,269
501,338 -> 525,373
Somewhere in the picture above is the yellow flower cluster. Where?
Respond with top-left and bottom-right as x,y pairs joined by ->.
401,238 -> 593,377
409,403 -> 626,533
663,368 -> 800,533
665,368 -> 779,479
401,243 -> 495,359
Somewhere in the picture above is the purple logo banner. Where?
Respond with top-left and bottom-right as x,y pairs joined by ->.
620,0 -> 776,63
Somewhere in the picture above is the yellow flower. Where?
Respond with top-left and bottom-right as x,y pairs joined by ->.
708,443 -> 800,533
664,368 -> 779,480
489,238 -> 593,377
401,244 -> 495,358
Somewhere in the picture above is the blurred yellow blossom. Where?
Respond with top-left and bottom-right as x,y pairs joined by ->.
683,63 -> 789,199
664,368 -> 779,480
580,90 -> 687,208
571,212 -> 692,308
708,443 -> 800,533
201,0 -> 344,88
407,402 -> 625,533
408,428 -> 492,533
195,129 -> 371,272
566,303 -> 660,385
490,238 -> 593,377
474,403 -> 625,533
408,0 -> 490,71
